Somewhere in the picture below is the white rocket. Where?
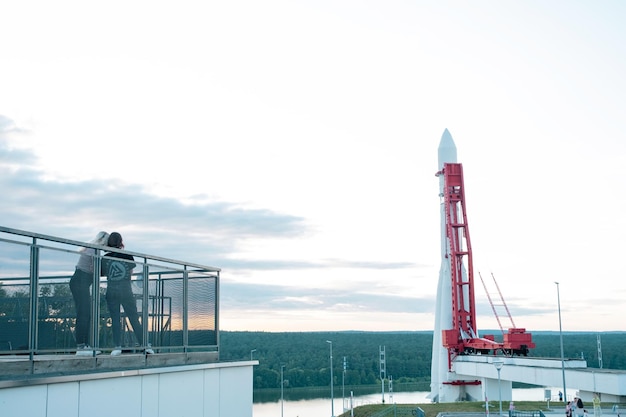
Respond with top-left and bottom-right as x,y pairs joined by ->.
429,128 -> 459,402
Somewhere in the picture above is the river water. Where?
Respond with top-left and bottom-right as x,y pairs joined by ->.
253,387 -> 561,417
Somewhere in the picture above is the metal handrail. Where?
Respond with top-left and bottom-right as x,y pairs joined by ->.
0,225 -> 221,272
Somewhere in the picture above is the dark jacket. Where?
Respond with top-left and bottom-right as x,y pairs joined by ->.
101,251 -> 136,283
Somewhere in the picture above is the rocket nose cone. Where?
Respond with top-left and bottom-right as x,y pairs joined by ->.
440,128 -> 454,144
438,128 -> 457,168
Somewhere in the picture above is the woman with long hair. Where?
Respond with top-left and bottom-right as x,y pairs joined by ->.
102,232 -> 153,356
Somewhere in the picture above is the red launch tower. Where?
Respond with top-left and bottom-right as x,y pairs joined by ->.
438,162 -> 535,370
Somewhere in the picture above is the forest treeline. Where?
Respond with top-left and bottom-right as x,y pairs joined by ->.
219,331 -> 626,390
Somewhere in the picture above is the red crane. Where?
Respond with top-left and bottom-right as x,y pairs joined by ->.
437,162 -> 534,369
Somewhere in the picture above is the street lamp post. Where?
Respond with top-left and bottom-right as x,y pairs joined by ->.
281,364 -> 285,417
250,349 -> 256,360
555,281 -> 567,403
342,356 -> 346,412
326,340 -> 334,417
493,359 -> 504,416
485,377 -> 489,417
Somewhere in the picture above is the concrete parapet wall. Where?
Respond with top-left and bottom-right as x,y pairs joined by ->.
0,360 -> 255,417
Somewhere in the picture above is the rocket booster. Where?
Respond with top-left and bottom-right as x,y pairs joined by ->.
429,129 -> 459,402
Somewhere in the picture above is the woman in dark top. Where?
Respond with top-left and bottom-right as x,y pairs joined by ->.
102,232 -> 153,355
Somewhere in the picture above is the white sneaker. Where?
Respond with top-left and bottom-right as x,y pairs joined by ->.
111,347 -> 122,356
76,345 -> 101,356
144,344 -> 154,355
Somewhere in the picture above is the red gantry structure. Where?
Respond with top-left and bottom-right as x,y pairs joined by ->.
438,162 -> 534,370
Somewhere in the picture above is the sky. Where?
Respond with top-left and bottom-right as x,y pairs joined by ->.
1,1 -> 625,333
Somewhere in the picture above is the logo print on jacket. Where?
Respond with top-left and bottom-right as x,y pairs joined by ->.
107,260 -> 128,281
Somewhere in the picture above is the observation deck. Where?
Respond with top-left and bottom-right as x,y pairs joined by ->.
0,226 -> 221,381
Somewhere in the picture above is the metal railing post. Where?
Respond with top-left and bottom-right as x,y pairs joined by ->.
92,250 -> 102,352
28,240 -> 40,360
183,267 -> 189,350
215,271 -> 220,355
142,260 -> 149,349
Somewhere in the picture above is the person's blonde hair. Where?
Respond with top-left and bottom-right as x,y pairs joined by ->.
90,231 -> 110,246
79,231 -> 109,253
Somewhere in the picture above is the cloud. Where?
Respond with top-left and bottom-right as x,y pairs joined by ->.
0,116 -> 36,168
0,114 -> 428,273
0,114 -> 309,257
222,281 -> 435,314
